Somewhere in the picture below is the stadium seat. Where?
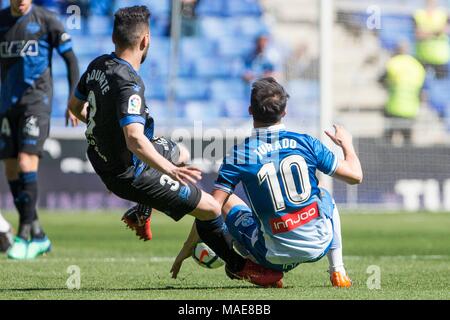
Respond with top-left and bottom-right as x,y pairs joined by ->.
199,17 -> 234,39
226,0 -> 263,16
229,17 -> 269,38
194,58 -> 233,78
175,79 -> 210,101
88,16 -> 112,36
180,37 -> 218,60
146,78 -> 168,100
184,101 -> 224,120
218,36 -> 255,58
223,100 -> 251,118
196,0 -> 226,17
378,15 -> 415,51
428,79 -> 450,118
210,79 -> 247,101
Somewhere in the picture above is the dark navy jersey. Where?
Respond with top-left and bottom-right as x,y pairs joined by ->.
75,53 -> 155,175
0,5 -> 73,114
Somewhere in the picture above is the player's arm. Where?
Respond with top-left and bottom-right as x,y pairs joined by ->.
122,123 -> 201,186
325,125 -> 363,185
47,11 -> 81,126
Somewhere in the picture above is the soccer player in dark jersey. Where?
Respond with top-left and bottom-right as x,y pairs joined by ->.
68,6 -> 282,287
0,0 -> 80,259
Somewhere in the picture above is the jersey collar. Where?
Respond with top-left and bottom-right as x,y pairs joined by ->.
110,52 -> 139,75
252,124 -> 286,135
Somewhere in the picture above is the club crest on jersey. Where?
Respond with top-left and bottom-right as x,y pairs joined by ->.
128,94 -> 142,114
23,116 -> 40,138
26,22 -> 41,34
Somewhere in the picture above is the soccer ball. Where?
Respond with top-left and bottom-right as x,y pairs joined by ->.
192,242 -> 225,269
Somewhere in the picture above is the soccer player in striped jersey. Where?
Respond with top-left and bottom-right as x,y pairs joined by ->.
172,78 -> 363,288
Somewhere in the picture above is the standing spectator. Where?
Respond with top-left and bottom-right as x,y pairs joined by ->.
169,0 -> 199,37
380,42 -> 426,145
242,33 -> 282,83
181,0 -> 198,37
414,0 -> 450,79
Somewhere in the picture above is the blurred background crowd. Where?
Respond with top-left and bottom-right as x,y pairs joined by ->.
1,0 -> 449,146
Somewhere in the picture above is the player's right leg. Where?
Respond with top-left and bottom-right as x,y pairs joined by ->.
188,191 -> 283,287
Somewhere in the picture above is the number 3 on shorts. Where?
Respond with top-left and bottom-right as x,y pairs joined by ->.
160,174 -> 180,191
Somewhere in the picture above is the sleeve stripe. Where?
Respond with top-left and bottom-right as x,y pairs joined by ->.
213,183 -> 234,194
327,157 -> 339,176
74,88 -> 87,101
119,115 -> 146,128
57,41 -> 73,54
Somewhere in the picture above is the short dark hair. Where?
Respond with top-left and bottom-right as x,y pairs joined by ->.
250,77 -> 289,124
113,6 -> 151,48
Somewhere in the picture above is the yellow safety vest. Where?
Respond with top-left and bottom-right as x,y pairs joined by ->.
414,8 -> 450,65
386,54 -> 426,118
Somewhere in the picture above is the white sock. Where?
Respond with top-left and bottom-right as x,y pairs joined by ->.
327,248 -> 346,274
326,205 -> 346,274
0,213 -> 11,233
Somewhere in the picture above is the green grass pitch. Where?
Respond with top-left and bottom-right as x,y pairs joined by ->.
0,211 -> 449,300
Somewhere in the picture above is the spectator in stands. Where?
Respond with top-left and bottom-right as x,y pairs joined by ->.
379,42 -> 426,145
242,33 -> 282,83
181,0 -> 198,37
168,0 -> 199,37
414,0 -> 450,79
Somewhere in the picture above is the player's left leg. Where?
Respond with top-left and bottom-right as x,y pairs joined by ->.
9,111 -> 52,260
122,138 -> 190,241
321,190 -> 352,288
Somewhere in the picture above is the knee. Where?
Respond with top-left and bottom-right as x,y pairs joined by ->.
193,192 -> 222,221
17,153 -> 39,172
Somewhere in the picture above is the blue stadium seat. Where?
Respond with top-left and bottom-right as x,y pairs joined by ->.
196,0 -> 226,17
151,14 -> 171,36
147,78 -> 168,100
428,79 -> 450,117
175,79 -> 209,100
226,0 -> 262,16
184,101 -> 224,120
223,100 -> 250,118
199,17 -> 234,39
218,36 -> 254,58
210,79 -> 247,101
181,37 -> 218,60
88,16 -> 112,36
194,58 -> 233,78
229,17 -> 269,38
379,15 -> 415,51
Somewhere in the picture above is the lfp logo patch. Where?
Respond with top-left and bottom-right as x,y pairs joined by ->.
128,94 -> 142,114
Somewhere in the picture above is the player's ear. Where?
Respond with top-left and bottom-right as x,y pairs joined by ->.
248,106 -> 253,116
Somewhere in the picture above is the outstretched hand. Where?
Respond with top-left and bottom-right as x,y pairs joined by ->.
325,124 -> 353,148
170,241 -> 196,279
